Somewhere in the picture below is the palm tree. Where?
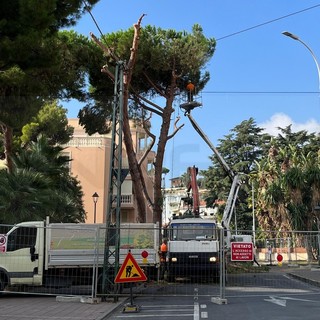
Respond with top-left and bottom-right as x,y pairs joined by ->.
0,169 -> 51,224
0,135 -> 85,224
253,142 -> 320,261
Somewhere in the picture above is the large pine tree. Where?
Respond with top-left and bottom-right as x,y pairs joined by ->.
0,0 -> 99,172
79,22 -> 216,223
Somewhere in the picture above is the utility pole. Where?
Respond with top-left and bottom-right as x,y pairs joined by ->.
102,61 -> 128,299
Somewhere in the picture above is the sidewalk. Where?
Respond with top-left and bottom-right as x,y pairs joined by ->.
0,294 -> 127,320
287,265 -> 320,288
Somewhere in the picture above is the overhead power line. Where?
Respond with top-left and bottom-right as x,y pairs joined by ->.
82,1 -> 320,45
82,0 -> 105,37
216,4 -> 320,41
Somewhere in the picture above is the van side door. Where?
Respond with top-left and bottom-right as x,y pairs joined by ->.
2,224 -> 43,286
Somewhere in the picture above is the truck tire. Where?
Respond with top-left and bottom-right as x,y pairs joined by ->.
0,272 -> 8,292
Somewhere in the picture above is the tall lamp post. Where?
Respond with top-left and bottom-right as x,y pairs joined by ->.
92,192 -> 99,223
282,31 -> 320,92
282,31 -> 320,261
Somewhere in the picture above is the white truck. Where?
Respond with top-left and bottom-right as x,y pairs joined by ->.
166,215 -> 220,282
0,219 -> 159,293
164,99 -> 252,282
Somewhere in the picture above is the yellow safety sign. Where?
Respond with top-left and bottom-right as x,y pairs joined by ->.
114,252 -> 147,283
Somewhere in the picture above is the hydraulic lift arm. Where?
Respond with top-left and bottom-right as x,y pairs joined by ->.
180,102 -> 242,232
187,166 -> 200,216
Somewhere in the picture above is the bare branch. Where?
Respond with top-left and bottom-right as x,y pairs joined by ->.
131,90 -> 164,113
137,13 -> 147,25
125,14 -> 146,82
90,32 -> 118,62
167,116 -> 185,140
138,113 -> 156,166
143,71 -> 168,98
101,65 -> 115,81
90,32 -> 117,82
137,113 -> 156,208
130,93 -> 163,116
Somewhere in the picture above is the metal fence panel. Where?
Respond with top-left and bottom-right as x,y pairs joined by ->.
1,223 -> 320,300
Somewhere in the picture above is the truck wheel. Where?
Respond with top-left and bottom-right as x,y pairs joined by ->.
0,273 -> 8,292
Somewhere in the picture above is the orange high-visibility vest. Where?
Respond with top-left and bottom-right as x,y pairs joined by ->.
160,242 -> 167,253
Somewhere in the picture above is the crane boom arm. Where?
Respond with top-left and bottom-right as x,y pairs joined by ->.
187,166 -> 200,216
186,113 -> 235,180
182,108 -> 242,232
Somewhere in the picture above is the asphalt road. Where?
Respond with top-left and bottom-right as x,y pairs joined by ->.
105,271 -> 320,320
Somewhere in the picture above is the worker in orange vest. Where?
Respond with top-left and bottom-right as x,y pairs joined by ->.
186,81 -> 195,102
160,238 -> 168,279
160,238 -> 168,263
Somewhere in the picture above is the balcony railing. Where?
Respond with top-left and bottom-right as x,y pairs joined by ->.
64,137 -> 106,147
121,194 -> 133,205
111,194 -> 134,207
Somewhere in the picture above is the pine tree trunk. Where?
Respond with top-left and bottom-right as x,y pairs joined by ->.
122,90 -> 147,223
152,98 -> 175,224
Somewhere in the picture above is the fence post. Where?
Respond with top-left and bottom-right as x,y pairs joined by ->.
211,228 -> 228,305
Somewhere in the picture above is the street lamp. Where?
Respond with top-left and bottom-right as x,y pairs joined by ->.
282,31 -> 320,92
92,192 -> 99,223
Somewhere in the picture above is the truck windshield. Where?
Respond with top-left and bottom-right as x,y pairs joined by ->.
170,223 -> 216,241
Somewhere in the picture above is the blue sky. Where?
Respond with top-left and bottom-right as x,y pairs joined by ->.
67,0 -> 320,181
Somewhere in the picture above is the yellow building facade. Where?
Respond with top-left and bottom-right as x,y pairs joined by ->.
64,119 -> 155,224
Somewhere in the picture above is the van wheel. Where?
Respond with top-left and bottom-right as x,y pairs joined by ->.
0,273 -> 8,292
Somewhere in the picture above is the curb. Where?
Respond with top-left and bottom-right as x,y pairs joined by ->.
288,273 -> 320,288
98,297 -> 129,320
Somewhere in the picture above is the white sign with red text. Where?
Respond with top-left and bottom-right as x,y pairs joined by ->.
231,242 -> 253,261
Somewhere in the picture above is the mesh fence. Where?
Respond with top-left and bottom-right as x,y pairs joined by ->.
0,223 -> 319,299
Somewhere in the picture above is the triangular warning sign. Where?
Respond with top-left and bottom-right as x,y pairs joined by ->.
114,252 -> 147,283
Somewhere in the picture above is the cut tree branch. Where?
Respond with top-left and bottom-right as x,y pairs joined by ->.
132,98 -> 163,117
143,71 -> 168,99
138,113 -> 156,166
90,32 -> 118,63
101,65 -> 115,81
125,14 -> 146,82
167,115 -> 184,140
130,90 -> 164,113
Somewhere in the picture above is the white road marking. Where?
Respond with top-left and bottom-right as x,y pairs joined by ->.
194,302 -> 200,320
264,296 -> 286,307
194,287 -> 200,320
279,296 -> 319,303
264,294 -> 319,308
115,304 -> 194,318
200,304 -> 208,318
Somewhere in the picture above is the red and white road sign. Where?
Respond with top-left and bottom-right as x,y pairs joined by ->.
0,234 -> 7,253
231,242 -> 253,261
114,252 -> 147,283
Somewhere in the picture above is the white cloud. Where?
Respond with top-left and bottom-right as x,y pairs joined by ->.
259,113 -> 320,136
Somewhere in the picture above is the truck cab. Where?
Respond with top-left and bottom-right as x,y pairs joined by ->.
0,221 -> 45,291
166,216 -> 220,282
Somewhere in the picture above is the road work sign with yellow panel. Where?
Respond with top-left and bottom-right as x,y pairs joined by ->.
114,251 -> 147,283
